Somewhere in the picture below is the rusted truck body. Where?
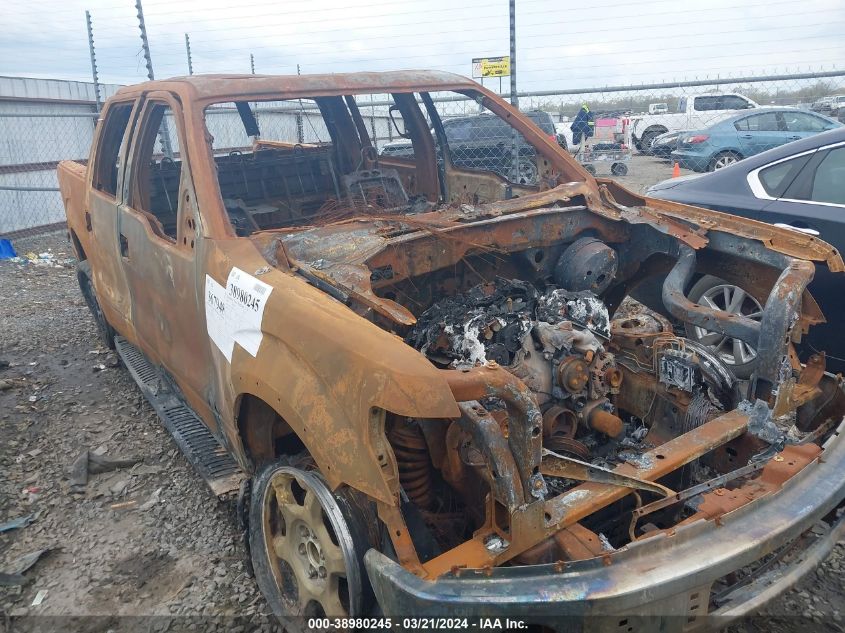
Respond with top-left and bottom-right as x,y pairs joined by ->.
58,71 -> 845,629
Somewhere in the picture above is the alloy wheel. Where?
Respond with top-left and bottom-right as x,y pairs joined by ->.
692,283 -> 763,366
260,468 -> 359,618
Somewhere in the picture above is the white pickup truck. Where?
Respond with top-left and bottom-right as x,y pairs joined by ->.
631,93 -> 759,152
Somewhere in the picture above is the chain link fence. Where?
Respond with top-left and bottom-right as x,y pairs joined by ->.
0,108 -> 98,235
2,70 -> 843,235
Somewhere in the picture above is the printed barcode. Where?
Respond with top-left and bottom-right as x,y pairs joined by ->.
254,284 -> 267,295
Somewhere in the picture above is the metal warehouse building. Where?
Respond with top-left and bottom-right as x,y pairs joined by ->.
0,76 -> 122,234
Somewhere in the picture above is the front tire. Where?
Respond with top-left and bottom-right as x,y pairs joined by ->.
249,461 -> 376,628
638,129 -> 664,154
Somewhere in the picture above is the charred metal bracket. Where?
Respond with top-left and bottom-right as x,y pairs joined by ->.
598,185 -> 709,249
457,402 -> 525,510
751,259 -> 816,400
541,448 -> 674,497
443,364 -> 547,503
742,399 -> 787,451
631,456 -> 771,522
662,245 -> 815,398
662,245 -> 761,345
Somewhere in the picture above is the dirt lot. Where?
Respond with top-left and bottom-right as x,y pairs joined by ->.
0,228 -> 843,632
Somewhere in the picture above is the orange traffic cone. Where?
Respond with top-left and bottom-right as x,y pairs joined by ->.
672,162 -> 681,178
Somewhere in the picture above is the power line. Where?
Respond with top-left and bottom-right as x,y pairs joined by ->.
129,25 -> 844,69
16,0 -> 829,45
20,12 -> 839,65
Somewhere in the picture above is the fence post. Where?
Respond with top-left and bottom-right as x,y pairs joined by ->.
136,0 -> 173,158
185,33 -> 193,75
85,10 -> 101,113
509,0 -> 518,109
370,95 -> 378,152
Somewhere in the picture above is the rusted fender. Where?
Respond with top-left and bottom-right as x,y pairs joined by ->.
205,240 -> 459,505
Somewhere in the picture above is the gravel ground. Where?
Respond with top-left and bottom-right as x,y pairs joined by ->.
0,233 -> 275,632
559,150 -> 696,194
603,153 -> 696,194
0,230 -> 842,633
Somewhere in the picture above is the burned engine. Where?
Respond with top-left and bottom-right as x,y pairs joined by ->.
407,279 -> 627,464
376,230 -> 756,558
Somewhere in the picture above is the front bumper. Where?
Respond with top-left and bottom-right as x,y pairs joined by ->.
365,417 -> 845,630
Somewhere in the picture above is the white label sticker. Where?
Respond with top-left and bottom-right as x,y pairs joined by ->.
205,267 -> 273,362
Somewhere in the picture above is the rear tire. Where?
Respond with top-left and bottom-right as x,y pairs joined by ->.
611,162 -> 628,176
76,260 -> 115,349
708,151 -> 742,171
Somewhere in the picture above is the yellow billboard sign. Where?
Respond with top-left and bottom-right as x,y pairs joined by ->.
472,56 -> 511,78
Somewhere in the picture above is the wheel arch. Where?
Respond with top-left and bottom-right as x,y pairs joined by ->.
235,392 -> 306,472
641,124 -> 669,138
69,228 -> 87,261
229,343 -> 400,506
709,148 -> 745,166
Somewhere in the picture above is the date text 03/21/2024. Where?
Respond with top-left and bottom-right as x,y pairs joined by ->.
306,618 -> 529,630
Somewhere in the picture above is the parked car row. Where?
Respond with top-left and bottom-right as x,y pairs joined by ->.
646,108 -> 840,172
630,92 -> 759,152
381,110 -> 559,184
812,95 -> 845,117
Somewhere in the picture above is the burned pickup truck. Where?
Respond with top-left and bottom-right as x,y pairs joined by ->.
58,71 -> 845,629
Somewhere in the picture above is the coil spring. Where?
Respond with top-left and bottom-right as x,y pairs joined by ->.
389,421 -> 435,510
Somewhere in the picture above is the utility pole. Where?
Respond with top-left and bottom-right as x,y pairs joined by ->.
509,0 -> 518,108
250,54 -> 255,74
85,10 -> 102,113
297,64 -> 301,75
185,33 -> 193,75
508,0 -> 519,184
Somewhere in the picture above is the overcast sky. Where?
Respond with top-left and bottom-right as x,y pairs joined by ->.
1,0 -> 843,90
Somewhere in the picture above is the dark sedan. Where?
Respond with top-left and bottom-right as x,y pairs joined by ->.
647,127 -> 845,375
649,129 -> 686,158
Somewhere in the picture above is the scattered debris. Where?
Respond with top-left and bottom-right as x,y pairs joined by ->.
67,449 -> 143,493
31,589 -> 48,606
21,487 -> 41,503
109,500 -> 138,511
0,514 -> 35,533
0,549 -> 51,586
0,377 -> 22,390
7,250 -> 74,269
108,477 -> 130,497
138,487 -> 163,511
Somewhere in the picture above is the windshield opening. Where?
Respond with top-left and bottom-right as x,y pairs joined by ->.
201,90 -> 562,236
